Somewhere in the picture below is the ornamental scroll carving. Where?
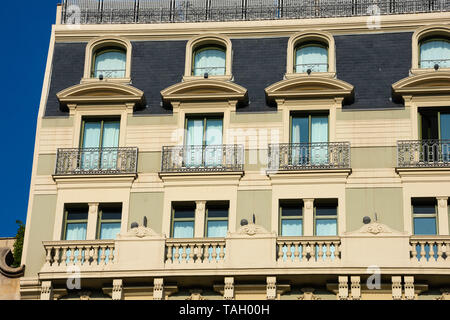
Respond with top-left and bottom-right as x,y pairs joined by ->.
119,225 -> 162,239
236,223 -> 270,236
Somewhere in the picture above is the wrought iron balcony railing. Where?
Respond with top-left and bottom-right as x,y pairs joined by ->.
61,0 -> 450,25
397,139 -> 450,168
419,58 -> 450,69
55,147 -> 138,176
161,144 -> 244,173
268,142 -> 351,171
91,69 -> 127,79
295,63 -> 329,73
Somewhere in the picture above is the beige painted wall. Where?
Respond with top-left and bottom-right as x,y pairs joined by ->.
346,188 -> 404,232
23,195 -> 57,277
128,192 -> 165,233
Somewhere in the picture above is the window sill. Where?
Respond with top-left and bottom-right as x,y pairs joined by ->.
285,72 -> 336,79
410,68 -> 450,75
80,77 -> 132,85
183,75 -> 233,82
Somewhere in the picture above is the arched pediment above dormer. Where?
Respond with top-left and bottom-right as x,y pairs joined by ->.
265,76 -> 354,104
161,79 -> 248,105
56,82 -> 145,107
392,72 -> 450,100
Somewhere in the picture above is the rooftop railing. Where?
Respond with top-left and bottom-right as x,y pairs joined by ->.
61,0 -> 449,25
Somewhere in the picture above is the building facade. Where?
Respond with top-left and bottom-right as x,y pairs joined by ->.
20,0 -> 450,300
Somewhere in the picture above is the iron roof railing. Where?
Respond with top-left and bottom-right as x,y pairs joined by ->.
60,0 -> 450,24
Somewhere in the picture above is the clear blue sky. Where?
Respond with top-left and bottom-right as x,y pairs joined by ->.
0,1 -> 61,237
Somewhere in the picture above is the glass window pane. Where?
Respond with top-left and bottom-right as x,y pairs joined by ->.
193,48 -> 226,76
174,208 -> 195,219
205,119 -> 223,146
207,220 -> 228,237
67,208 -> 88,221
93,49 -> 126,78
281,219 -> 302,236
207,208 -> 228,218
413,205 -> 436,214
316,205 -> 337,216
173,221 -> 195,238
291,116 -> 309,144
65,223 -> 87,240
281,206 -> 302,217
99,222 -> 121,240
316,219 -> 337,236
420,40 -> 450,69
296,45 -> 328,73
414,217 -> 437,235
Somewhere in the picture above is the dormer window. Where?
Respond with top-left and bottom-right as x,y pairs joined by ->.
419,38 -> 450,69
295,43 -> 328,73
193,45 -> 226,76
92,47 -> 127,79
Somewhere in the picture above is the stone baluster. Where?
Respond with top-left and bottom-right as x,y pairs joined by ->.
309,242 -> 315,262
325,242 -> 331,261
302,242 -> 308,262
411,241 -> 417,261
45,247 -> 52,267
93,247 -> 99,265
204,244 -> 210,262
286,242 -> 292,261
219,244 -> 225,261
211,244 -> 218,262
428,241 -> 435,262
181,244 -> 187,263
318,242 -> 324,261
277,242 -> 284,262
69,246 -> 75,266
293,242 -> 300,262
420,242 -> 426,261
61,247 -> 68,266
108,246 -> 114,264
166,244 -> 173,263
100,245 -> 107,265
189,244 -> 195,264
334,241 -> 340,260
54,247 -> 61,267
437,242 -> 443,262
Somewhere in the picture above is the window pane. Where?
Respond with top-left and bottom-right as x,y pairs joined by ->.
316,219 -> 337,236
173,221 -> 195,238
281,206 -> 302,217
291,116 -> 309,144
174,208 -> 195,219
101,211 -> 122,221
420,40 -> 450,69
193,48 -> 226,76
93,50 -> 126,78
414,217 -> 437,235
296,45 -> 328,73
65,223 -> 87,240
413,205 -> 435,214
99,222 -> 121,240
316,205 -> 337,216
281,219 -> 302,236
207,207 -> 228,218
207,220 -> 228,237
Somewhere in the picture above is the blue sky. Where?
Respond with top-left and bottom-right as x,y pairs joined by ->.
0,1 -> 61,237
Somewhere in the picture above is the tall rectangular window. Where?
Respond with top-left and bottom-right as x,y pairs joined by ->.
62,205 -> 89,240
80,118 -> 120,170
291,113 -> 329,165
412,198 -> 438,235
279,200 -> 303,236
419,110 -> 450,162
185,115 -> 223,167
97,204 -> 122,240
314,199 -> 338,236
171,203 -> 196,238
205,202 -> 229,238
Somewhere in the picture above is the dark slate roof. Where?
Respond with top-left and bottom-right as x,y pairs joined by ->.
44,32 -> 412,117
335,32 -> 412,109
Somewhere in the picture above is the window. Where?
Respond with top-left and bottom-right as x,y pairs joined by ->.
97,204 -> 122,240
279,200 -> 303,236
419,38 -> 450,69
412,198 -> 437,235
205,202 -> 229,238
290,112 -> 329,165
295,43 -> 328,73
92,47 -> 127,79
62,205 -> 89,240
419,109 -> 450,162
193,45 -> 226,76
185,115 -> 223,167
171,203 -> 196,238
80,118 -> 120,170
314,200 -> 338,236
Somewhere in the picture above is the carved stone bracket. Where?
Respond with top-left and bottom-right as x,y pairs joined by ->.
118,226 -> 163,239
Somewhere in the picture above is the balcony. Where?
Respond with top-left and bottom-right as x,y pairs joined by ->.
267,142 -> 351,172
39,225 -> 450,278
54,147 -> 138,176
61,0 -> 449,25
160,144 -> 244,174
397,140 -> 450,168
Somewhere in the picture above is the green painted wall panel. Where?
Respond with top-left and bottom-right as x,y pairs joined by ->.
128,192 -> 164,233
346,188 -> 403,232
37,154 -> 56,175
336,109 -> 409,121
237,190 -> 272,231
24,195 -> 57,277
137,152 -> 161,173
351,147 -> 397,168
